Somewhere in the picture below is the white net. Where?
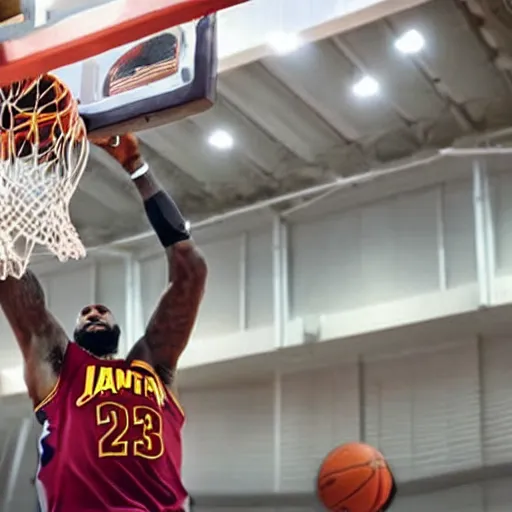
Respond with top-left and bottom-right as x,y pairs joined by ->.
0,73 -> 89,279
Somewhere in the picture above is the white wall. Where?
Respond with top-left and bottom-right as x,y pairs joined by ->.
2,162 -> 505,371
133,176 -> 478,359
0,160 -> 506,379
1,158 -> 512,510
139,228 -> 274,338
179,336 -> 512,498
492,170 -> 512,274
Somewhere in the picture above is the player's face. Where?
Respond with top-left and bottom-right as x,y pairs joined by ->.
73,304 -> 121,358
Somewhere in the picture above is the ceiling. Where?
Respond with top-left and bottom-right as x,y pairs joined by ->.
70,0 -> 512,248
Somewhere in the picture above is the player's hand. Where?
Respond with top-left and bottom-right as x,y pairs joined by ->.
89,133 -> 144,174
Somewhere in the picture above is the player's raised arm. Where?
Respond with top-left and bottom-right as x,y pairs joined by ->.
90,134 -> 207,385
0,270 -> 67,404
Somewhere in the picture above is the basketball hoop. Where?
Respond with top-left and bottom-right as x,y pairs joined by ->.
0,73 -> 89,279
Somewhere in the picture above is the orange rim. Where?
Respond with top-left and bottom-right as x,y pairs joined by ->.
0,0 -> 247,86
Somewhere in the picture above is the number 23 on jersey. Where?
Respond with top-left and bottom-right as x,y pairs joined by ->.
96,402 -> 164,459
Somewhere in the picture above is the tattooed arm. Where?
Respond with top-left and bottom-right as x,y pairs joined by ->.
0,271 -> 67,405
91,134 -> 207,387
132,240 -> 207,385
128,167 -> 207,386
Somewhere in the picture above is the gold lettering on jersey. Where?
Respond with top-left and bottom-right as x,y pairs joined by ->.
115,368 -> 132,390
76,366 -> 165,407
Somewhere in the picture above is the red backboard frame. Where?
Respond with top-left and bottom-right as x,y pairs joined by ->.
0,0 -> 246,86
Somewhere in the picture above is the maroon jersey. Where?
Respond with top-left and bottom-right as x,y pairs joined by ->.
35,342 -> 187,512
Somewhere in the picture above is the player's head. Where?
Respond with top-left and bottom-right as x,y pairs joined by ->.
73,304 -> 121,358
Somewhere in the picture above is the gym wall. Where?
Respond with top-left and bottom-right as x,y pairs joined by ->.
0,158 -> 512,511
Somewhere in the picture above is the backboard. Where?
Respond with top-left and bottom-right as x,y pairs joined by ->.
0,0 -> 246,134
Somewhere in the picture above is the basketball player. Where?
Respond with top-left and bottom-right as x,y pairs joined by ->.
0,134 -> 207,512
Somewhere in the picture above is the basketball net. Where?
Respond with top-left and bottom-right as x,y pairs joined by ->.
0,74 -> 89,279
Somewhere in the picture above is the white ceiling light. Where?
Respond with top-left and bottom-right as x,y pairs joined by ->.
394,29 -> 425,55
208,129 -> 234,150
267,32 -> 302,55
352,75 -> 380,98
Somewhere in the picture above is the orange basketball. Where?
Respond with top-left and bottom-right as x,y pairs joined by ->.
317,442 -> 394,512
0,73 -> 85,163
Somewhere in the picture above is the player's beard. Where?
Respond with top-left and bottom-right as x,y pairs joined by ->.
73,324 -> 121,358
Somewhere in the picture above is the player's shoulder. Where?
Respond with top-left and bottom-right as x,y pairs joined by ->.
129,358 -> 185,419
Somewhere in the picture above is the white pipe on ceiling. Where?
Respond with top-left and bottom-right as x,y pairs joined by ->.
98,145 -> 512,250
28,139 -> 512,261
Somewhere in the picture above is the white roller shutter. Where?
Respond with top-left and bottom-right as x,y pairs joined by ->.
364,340 -> 481,480
182,380 -> 274,493
481,337 -> 512,464
279,365 -> 359,492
